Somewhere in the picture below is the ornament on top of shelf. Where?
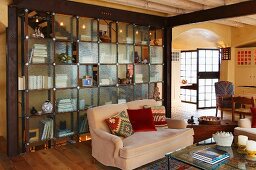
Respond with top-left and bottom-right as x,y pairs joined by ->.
42,100 -> 53,113
32,27 -> 45,38
153,84 -> 160,101
57,53 -> 75,63
30,107 -> 38,115
142,59 -> 148,64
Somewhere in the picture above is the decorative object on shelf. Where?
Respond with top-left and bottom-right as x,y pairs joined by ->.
198,116 -> 221,125
42,100 -> 53,113
30,107 -> 38,115
40,118 -> 54,140
57,53 -> 75,63
100,31 -> 111,43
57,98 -> 77,112
212,131 -> 234,147
153,39 -> 160,46
187,116 -> 195,124
237,135 -> 248,154
134,51 -> 140,63
32,26 -> 44,38
142,59 -> 148,64
181,79 -> 187,84
82,76 -> 92,86
29,128 -> 39,143
246,140 -> 256,160
29,43 -> 48,63
153,84 -> 161,101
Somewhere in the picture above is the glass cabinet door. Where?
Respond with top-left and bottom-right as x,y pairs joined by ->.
56,89 -> 77,113
135,65 -> 149,83
118,22 -> 133,44
79,42 -> 98,64
99,65 -> 117,85
79,17 -> 98,42
99,19 -> 116,43
79,88 -> 98,109
150,46 -> 163,64
118,44 -> 134,64
150,65 -> 163,82
135,84 -> 148,100
55,42 -> 75,64
134,26 -> 149,45
99,87 -> 117,105
79,65 -> 98,86
118,85 -> 134,103
55,112 -> 76,138
99,43 -> 117,63
55,65 -> 77,88
54,14 -> 76,40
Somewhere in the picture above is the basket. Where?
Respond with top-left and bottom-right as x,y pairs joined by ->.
198,116 -> 221,125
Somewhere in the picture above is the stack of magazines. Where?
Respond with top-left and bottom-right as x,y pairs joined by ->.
192,147 -> 230,164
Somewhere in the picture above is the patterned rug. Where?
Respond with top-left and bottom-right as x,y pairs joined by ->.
137,157 -> 198,170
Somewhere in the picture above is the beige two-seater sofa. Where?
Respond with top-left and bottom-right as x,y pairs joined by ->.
87,99 -> 194,170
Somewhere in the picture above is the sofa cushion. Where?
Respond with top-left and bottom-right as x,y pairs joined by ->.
127,99 -> 158,109
120,128 -> 194,159
144,105 -> 167,127
105,110 -> 133,138
234,127 -> 256,141
127,108 -> 156,132
251,107 -> 256,128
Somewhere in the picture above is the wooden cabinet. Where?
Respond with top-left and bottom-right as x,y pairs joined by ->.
235,48 -> 256,95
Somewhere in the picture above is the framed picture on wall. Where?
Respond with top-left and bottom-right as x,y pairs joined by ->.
29,129 -> 39,143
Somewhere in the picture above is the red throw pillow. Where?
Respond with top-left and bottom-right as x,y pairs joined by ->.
251,107 -> 256,128
127,108 -> 156,132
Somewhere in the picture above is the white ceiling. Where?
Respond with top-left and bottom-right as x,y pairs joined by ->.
79,0 -> 255,27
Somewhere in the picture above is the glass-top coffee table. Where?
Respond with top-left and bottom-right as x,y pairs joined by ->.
166,138 -> 256,170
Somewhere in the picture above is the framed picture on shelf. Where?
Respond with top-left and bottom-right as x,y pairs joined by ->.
29,129 -> 39,143
82,77 -> 93,86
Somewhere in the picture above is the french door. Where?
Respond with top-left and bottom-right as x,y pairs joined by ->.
197,49 -> 220,109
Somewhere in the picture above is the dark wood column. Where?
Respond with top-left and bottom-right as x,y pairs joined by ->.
7,6 -> 18,157
163,27 -> 172,118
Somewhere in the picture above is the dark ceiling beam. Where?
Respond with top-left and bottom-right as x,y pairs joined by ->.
168,1 -> 256,27
11,0 -> 165,27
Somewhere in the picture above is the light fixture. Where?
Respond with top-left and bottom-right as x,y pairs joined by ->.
35,18 -> 39,23
119,29 -> 123,33
135,30 -> 139,35
82,24 -> 86,29
60,22 -> 64,26
149,32 -> 152,36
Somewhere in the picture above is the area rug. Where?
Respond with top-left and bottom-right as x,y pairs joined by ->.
136,157 -> 198,170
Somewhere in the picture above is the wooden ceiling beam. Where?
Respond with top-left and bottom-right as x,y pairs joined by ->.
168,1 -> 256,27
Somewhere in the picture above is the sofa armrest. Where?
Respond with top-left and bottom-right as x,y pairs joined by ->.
238,118 -> 252,128
166,119 -> 188,129
91,129 -> 123,165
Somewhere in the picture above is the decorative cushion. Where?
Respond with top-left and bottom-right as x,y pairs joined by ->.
127,108 -> 156,132
144,105 -> 167,127
105,111 -> 133,138
251,107 -> 256,128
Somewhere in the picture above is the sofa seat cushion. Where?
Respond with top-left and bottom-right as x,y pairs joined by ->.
234,127 -> 256,141
120,128 -> 194,159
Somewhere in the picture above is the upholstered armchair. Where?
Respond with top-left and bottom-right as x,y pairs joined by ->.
215,81 -> 234,119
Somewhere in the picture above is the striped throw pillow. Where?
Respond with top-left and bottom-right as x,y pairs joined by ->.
144,105 -> 167,127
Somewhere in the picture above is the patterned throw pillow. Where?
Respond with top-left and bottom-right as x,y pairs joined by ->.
144,105 -> 167,127
105,111 -> 133,138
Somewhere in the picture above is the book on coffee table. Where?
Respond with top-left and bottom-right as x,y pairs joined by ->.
192,147 -> 230,164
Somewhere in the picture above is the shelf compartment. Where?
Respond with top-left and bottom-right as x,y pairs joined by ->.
99,43 -> 117,63
99,65 -> 117,85
99,19 -> 116,43
150,46 -> 163,64
134,26 -> 149,45
118,44 -> 134,63
118,64 -> 133,85
56,89 -> 77,113
55,41 -> 75,64
118,85 -> 134,103
150,65 -> 163,82
79,17 -> 98,42
99,86 -> 117,106
55,65 -> 77,88
28,65 -> 53,90
134,83 -> 148,100
149,28 -> 163,46
135,46 -> 149,64
79,87 -> 98,110
79,42 -> 98,63
28,38 -> 54,64
118,22 -> 133,44
28,90 -> 54,116
78,111 -> 90,134
149,82 -> 163,100
54,14 -> 76,41
79,65 -> 98,86
55,112 -> 77,138
135,65 -> 149,83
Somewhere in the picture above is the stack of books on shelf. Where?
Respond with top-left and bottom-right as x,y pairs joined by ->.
30,44 -> 48,63
56,74 -> 68,88
40,118 -> 54,140
79,116 -> 89,133
57,129 -> 74,138
192,147 -> 230,165
29,76 -> 52,89
57,99 -> 77,112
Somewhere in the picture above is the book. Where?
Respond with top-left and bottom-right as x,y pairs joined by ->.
192,147 -> 229,164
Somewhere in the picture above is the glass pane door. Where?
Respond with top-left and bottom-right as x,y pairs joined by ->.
197,49 -> 220,109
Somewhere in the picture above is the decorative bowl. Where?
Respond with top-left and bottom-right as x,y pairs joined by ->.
213,132 -> 234,147
198,116 -> 221,125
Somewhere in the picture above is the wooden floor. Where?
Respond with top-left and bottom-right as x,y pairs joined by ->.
0,103 -> 241,170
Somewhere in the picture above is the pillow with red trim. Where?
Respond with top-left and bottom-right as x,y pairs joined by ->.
127,108 -> 156,132
105,111 -> 133,138
144,105 -> 167,127
250,107 -> 256,128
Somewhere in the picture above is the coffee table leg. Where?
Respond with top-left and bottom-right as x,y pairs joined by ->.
167,155 -> 170,170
